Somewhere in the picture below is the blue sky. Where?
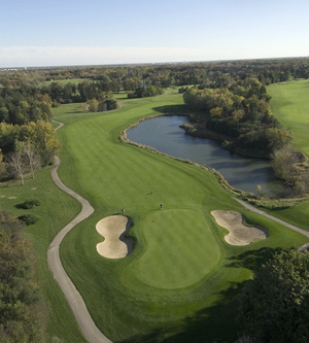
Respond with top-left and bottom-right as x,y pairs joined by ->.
0,0 -> 308,67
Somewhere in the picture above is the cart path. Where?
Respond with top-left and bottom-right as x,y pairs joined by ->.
48,120 -> 112,343
46,120 -> 308,343
234,198 -> 309,238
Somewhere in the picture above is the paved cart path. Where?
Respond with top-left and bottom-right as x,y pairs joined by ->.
46,121 -> 308,343
48,120 -> 112,343
234,198 -> 309,238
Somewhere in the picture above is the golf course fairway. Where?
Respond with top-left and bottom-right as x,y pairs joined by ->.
1,87 -> 308,343
54,89 -> 308,342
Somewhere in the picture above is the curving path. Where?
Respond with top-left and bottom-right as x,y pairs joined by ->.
48,120 -> 112,343
47,120 -> 308,343
234,198 -> 309,238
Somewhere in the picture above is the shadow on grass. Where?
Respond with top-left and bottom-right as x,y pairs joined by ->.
119,283 -> 245,343
119,247 -> 283,343
153,104 -> 190,115
226,247 -> 285,272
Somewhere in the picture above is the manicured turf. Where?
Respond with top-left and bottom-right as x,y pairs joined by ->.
134,209 -> 221,289
53,90 -> 307,342
266,80 -> 309,230
1,86 -> 308,343
268,79 -> 309,156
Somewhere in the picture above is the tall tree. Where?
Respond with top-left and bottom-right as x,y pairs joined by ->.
238,250 -> 309,343
22,141 -> 41,178
7,151 -> 27,185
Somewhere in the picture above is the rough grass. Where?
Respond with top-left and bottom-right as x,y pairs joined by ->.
1,87 -> 308,342
0,170 -> 87,343
266,80 -> 309,230
54,90 -> 308,342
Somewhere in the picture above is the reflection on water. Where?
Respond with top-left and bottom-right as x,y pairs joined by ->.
127,116 -> 283,195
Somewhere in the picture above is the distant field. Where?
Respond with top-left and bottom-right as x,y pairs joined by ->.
268,79 -> 309,156
1,87 -> 308,343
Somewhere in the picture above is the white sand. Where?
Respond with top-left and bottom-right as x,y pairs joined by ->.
96,215 -> 134,259
211,210 -> 268,246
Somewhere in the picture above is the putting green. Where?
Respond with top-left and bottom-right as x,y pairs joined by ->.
133,209 -> 221,289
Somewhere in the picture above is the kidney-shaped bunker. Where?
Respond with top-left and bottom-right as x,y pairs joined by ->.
211,210 -> 268,246
96,215 -> 134,259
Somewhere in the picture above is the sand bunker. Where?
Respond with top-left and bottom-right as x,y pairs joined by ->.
96,215 -> 134,259
211,210 -> 268,246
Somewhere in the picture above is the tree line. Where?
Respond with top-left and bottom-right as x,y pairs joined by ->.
2,56 -> 309,90
183,77 -> 292,158
0,210 -> 47,342
0,121 -> 60,184
1,57 -> 309,193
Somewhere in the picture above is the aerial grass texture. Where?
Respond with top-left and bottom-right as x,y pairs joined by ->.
266,80 -> 309,230
0,87 -> 308,343
55,90 -> 307,342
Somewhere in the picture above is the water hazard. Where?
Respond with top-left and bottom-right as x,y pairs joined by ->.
126,115 -> 283,195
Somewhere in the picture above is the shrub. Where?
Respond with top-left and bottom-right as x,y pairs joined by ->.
22,198 -> 41,209
18,214 -> 39,225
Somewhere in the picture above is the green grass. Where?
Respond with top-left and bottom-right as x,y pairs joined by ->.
0,170 -> 88,342
54,90 -> 307,342
1,87 -> 308,343
266,80 -> 309,230
268,79 -> 309,156
133,209 -> 221,289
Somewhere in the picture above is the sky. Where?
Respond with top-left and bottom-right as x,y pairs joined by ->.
0,0 -> 308,68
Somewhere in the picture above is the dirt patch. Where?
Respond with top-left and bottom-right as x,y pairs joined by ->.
211,210 -> 268,246
8,196 -> 17,199
96,215 -> 134,259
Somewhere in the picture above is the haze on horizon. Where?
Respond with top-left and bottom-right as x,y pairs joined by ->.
1,0 -> 308,68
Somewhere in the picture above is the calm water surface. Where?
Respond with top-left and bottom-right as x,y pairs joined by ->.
127,116 -> 282,195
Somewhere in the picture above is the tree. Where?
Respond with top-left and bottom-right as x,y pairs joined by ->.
7,150 -> 27,185
87,98 -> 99,112
22,141 -> 41,178
210,107 -> 223,117
20,120 -> 60,153
0,210 -> 47,342
271,146 -> 297,180
238,250 -> 309,343
0,122 -> 20,154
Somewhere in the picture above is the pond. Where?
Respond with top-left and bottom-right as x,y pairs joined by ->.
126,115 -> 283,195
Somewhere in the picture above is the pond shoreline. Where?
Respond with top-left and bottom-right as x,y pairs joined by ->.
180,119 -> 272,160
121,114 -> 308,209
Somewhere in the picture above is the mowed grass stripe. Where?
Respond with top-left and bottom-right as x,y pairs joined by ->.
268,80 -> 309,155
266,80 -> 309,229
60,111 -> 218,211
135,210 -> 220,289
55,94 -> 308,342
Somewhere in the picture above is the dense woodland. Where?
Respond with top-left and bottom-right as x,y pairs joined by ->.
1,57 -> 309,342
182,77 -> 292,157
0,211 -> 46,342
